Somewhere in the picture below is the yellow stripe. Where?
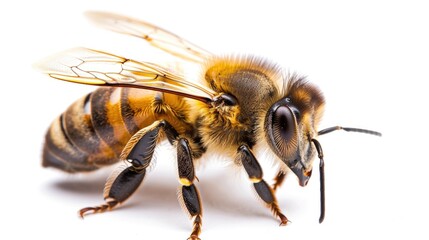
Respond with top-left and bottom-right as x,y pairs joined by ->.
249,177 -> 262,183
179,178 -> 193,186
106,88 -> 132,149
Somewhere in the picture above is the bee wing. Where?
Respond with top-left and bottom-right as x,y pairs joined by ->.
35,48 -> 216,103
86,11 -> 212,63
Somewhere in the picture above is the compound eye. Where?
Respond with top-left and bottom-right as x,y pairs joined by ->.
273,106 -> 295,141
272,105 -> 297,152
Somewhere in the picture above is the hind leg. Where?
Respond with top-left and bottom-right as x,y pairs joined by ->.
79,120 -> 178,216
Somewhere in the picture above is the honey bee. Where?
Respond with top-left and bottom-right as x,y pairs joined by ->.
36,12 -> 381,240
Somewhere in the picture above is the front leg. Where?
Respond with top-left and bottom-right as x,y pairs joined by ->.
272,171 -> 287,192
237,145 -> 289,226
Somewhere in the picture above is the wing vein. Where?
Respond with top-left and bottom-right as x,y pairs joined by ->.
36,47 -> 216,103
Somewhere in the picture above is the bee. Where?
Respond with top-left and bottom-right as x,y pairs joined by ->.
36,12 -> 381,240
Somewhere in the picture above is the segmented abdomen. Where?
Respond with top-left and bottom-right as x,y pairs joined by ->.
43,87 -> 191,173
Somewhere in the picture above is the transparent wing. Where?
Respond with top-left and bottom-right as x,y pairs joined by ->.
86,11 -> 213,63
35,48 -> 216,103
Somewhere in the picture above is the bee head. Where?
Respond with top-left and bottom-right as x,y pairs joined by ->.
265,76 -> 325,186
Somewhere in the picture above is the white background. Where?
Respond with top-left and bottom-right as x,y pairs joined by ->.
1,0 -> 428,239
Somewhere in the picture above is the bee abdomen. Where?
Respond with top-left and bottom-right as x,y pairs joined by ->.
43,114 -> 99,172
43,90 -> 118,172
43,87 -> 192,173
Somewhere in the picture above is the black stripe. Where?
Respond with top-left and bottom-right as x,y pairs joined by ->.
90,87 -> 122,154
43,116 -> 90,169
64,92 -> 102,155
42,146 -> 98,173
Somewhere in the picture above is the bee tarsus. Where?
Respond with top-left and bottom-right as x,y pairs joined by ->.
79,199 -> 119,218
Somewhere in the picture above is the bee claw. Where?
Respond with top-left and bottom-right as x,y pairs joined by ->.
78,200 -> 118,218
187,236 -> 201,240
279,214 -> 290,226
78,207 -> 96,218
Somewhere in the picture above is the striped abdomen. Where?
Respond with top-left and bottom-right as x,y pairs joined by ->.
43,87 -> 191,173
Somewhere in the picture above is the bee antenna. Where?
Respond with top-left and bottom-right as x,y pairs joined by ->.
318,126 -> 382,137
311,139 -> 325,223
313,126 -> 380,223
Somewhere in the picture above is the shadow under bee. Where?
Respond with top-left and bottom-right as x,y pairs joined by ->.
48,166 -> 287,222
51,176 -> 107,196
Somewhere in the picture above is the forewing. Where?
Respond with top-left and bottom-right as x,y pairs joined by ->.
86,11 -> 212,63
35,48 -> 216,103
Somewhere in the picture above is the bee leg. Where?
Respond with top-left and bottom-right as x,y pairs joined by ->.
176,138 -> 203,240
272,171 -> 287,192
237,144 -> 289,226
79,120 -> 174,217
79,165 -> 146,217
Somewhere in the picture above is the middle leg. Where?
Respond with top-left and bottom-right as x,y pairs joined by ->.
176,138 -> 203,240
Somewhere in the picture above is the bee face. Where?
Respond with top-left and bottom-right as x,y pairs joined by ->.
265,77 -> 325,186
